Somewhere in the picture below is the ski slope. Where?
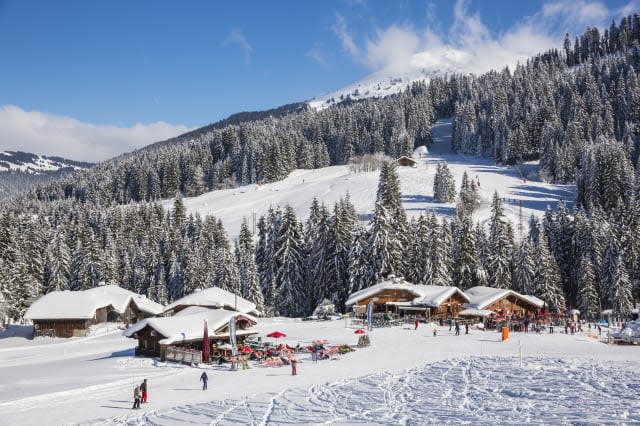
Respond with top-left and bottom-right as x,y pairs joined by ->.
164,119 -> 575,241
0,319 -> 638,425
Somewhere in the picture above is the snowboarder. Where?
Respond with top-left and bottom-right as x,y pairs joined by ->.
414,319 -> 419,330
291,357 -> 298,375
455,321 -> 460,336
132,385 -> 141,409
200,371 -> 208,390
140,378 -> 148,403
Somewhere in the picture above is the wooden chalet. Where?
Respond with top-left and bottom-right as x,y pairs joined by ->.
395,156 -> 418,167
346,276 -> 469,318
24,284 -> 164,338
123,307 -> 258,361
463,286 -> 544,319
162,287 -> 260,317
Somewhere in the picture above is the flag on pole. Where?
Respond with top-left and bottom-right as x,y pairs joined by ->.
229,316 -> 238,356
367,300 -> 374,331
202,319 -> 210,363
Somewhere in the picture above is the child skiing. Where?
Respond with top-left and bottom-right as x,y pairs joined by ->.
140,379 -> 148,403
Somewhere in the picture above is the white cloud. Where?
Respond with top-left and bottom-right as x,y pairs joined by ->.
332,13 -> 359,57
365,25 -> 420,72
542,0 -> 609,27
306,47 -> 326,65
339,0 -> 622,78
0,105 -> 189,162
223,29 -> 253,64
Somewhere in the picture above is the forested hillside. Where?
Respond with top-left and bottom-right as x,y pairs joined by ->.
1,16 -> 639,323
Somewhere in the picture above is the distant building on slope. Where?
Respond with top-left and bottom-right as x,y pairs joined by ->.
395,156 -> 418,167
24,284 -> 164,338
459,286 -> 544,320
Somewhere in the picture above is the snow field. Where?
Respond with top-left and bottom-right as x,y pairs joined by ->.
166,119 -> 575,241
1,318 -> 638,425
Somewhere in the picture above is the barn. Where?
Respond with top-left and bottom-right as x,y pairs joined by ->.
395,156 -> 418,167
162,287 -> 260,317
24,284 -> 164,338
123,307 -> 258,361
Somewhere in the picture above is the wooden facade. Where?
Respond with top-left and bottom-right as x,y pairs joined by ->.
429,292 -> 468,319
33,319 -> 91,338
354,288 -> 419,312
396,156 -> 417,167
132,316 -> 256,361
485,295 -> 539,316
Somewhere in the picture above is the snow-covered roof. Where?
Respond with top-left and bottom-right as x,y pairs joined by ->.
346,278 -> 467,307
163,287 -> 258,316
411,286 -> 470,307
25,285 -> 164,320
458,308 -> 495,318
123,308 -> 257,345
84,285 -> 164,316
463,286 -> 544,311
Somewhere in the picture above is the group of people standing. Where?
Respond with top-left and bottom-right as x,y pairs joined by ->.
132,379 -> 148,409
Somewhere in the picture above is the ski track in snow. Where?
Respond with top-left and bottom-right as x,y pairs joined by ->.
90,357 -> 640,426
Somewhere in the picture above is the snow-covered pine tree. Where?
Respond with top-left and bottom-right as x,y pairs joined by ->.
609,253 -> 634,320
488,192 -> 513,289
237,219 -> 264,312
575,255 -> 600,320
275,206 -> 306,316
347,224 -> 371,293
433,162 -> 456,203
452,215 -> 477,289
512,239 -> 536,294
44,230 -> 70,293
535,234 -> 565,312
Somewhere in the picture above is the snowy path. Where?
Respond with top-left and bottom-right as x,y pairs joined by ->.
91,357 -> 640,425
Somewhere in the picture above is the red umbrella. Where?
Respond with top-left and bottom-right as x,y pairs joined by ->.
354,329 -> 367,334
267,331 -> 287,339
240,346 -> 253,354
202,319 -> 210,363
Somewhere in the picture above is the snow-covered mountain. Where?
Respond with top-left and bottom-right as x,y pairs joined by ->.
308,47 -> 465,110
0,151 -> 93,174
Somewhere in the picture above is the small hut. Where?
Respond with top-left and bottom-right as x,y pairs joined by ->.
123,307 -> 258,361
24,284 -> 164,338
162,287 -> 260,317
395,156 -> 418,167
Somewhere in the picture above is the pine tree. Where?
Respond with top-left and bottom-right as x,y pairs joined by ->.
274,206 -> 306,316
237,220 -> 264,312
609,253 -> 634,320
576,255 -> 600,320
513,239 -> 536,294
488,192 -> 513,289
45,230 -> 70,293
433,162 -> 456,203
535,235 -> 565,312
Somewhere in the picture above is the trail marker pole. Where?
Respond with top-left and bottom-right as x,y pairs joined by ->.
519,339 -> 523,368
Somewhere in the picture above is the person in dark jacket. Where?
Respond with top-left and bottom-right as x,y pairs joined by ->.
291,357 -> 298,375
454,321 -> 460,336
140,379 -> 148,403
200,371 -> 208,390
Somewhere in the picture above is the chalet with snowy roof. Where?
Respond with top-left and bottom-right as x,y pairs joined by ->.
24,284 -> 164,338
162,287 -> 260,317
395,156 -> 418,167
460,286 -> 544,320
346,276 -> 469,318
123,307 -> 257,361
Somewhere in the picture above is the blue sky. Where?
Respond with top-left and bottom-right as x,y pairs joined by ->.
0,0 -> 637,161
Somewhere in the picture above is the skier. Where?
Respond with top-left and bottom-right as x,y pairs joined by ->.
140,378 -> 148,403
200,371 -> 208,390
290,357 -> 298,375
132,385 -> 141,409
414,319 -> 419,330
455,321 -> 460,336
